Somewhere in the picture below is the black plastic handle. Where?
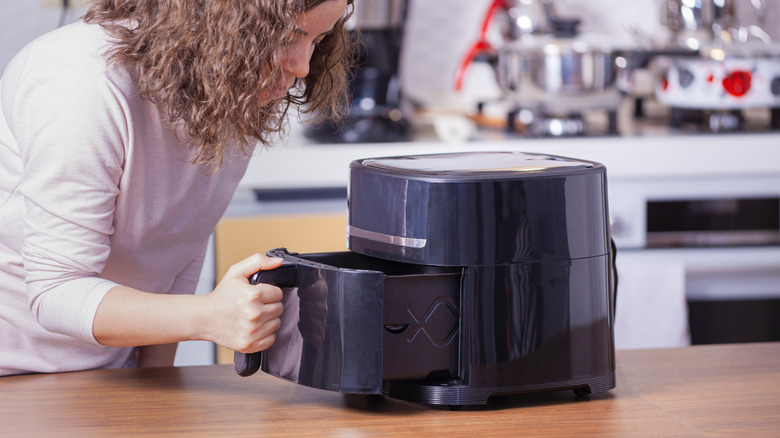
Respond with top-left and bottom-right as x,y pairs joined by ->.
233,263 -> 298,377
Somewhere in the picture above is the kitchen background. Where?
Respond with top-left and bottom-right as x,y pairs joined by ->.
4,0 -> 779,94
3,0 -> 780,365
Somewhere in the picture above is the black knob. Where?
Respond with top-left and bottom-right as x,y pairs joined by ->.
551,18 -> 581,38
770,76 -> 780,97
678,67 -> 695,89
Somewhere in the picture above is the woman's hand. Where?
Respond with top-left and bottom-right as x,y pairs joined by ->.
201,253 -> 285,353
93,253 -> 284,355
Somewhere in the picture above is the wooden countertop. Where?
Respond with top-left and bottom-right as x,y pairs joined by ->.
2,343 -> 779,437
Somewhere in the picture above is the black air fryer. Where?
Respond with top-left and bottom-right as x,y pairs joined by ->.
235,151 -> 616,406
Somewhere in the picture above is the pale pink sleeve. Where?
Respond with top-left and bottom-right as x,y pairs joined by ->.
9,57 -> 128,343
168,242 -> 208,295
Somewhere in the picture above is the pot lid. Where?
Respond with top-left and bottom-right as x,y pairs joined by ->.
357,151 -> 595,179
500,31 -> 618,56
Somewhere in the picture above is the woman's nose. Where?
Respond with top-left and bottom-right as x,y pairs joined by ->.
282,45 -> 312,79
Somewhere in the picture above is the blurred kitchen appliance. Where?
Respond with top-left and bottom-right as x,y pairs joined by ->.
456,0 -> 623,137
661,0 -> 770,51
304,0 -> 411,143
235,151 -> 617,406
610,168 -> 780,346
653,0 -> 780,131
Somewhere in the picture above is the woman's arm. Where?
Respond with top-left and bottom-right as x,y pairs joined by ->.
137,344 -> 178,368
93,253 -> 284,353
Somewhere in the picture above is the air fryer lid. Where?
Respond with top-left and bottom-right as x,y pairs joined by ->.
348,151 -> 610,266
360,150 -> 593,175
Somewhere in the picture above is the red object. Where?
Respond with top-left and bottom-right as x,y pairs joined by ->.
722,70 -> 752,97
455,40 -> 495,91
454,0 -> 507,91
479,0 -> 508,41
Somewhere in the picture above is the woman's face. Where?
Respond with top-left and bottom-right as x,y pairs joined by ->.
259,0 -> 349,104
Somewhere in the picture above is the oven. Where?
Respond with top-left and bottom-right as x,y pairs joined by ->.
609,171 -> 780,348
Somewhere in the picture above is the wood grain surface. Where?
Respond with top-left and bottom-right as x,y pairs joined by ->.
2,343 -> 779,437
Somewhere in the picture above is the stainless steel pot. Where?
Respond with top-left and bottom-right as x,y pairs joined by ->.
501,0 -> 555,39
495,32 -> 621,110
662,0 -> 770,49
498,39 -> 615,95
456,0 -> 623,135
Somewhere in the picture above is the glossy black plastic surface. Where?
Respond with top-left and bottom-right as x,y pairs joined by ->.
236,151 -> 616,405
251,250 -> 385,394
240,248 -> 616,405
382,253 -> 616,405
260,250 -> 463,386
348,151 -> 610,266
459,256 -> 615,390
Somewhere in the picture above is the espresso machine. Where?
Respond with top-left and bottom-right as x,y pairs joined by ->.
235,151 -> 616,406
304,0 -> 411,143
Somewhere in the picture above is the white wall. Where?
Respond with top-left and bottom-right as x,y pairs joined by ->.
0,2 -> 87,72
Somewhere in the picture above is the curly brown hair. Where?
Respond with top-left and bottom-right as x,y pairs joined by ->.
83,0 -> 356,169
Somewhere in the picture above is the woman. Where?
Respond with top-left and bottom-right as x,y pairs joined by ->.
0,0 -> 354,376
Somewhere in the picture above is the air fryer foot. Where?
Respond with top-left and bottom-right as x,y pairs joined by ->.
573,387 -> 592,398
382,371 -> 616,406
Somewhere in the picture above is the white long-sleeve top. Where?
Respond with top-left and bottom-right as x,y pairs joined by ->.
0,20 -> 251,376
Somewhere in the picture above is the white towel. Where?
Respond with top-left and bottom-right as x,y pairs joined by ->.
614,253 -> 691,349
